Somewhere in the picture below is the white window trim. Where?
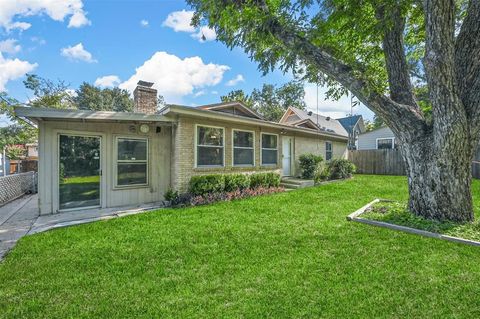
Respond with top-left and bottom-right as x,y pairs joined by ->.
325,141 -> 333,161
376,137 -> 395,150
260,132 -> 279,166
232,129 -> 255,167
114,136 -> 149,188
194,124 -> 225,168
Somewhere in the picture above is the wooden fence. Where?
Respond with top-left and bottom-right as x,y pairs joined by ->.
348,149 -> 480,179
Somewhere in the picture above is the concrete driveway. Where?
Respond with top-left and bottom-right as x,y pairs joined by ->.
0,195 -> 39,260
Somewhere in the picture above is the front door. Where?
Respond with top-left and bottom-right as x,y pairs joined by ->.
282,136 -> 293,176
59,134 -> 101,210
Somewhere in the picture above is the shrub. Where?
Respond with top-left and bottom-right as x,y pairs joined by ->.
164,188 -> 179,202
314,161 -> 329,183
327,159 -> 356,180
299,154 -> 323,179
189,174 -> 225,196
224,174 -> 250,192
249,172 -> 280,189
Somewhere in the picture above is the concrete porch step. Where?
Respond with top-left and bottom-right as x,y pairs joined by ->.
280,177 -> 315,189
279,182 -> 302,189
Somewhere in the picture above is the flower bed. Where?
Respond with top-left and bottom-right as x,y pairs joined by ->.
165,172 -> 284,207
190,186 -> 284,206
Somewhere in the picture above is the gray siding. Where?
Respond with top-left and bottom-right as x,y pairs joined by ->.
38,120 -> 171,215
357,127 -> 395,150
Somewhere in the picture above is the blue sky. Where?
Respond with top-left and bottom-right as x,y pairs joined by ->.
0,0 -> 373,127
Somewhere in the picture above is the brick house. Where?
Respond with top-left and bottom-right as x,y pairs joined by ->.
15,81 -> 348,215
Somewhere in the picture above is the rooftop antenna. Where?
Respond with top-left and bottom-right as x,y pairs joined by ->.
316,82 -> 319,127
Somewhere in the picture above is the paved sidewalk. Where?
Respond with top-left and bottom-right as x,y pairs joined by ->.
0,195 -> 39,260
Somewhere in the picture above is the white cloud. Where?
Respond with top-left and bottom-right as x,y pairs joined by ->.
163,10 -> 216,42
304,83 -> 374,120
0,53 -> 37,91
0,0 -> 90,30
162,10 -> 196,32
226,74 -> 245,87
191,26 -> 216,42
61,43 -> 96,63
0,39 -> 21,54
140,19 -> 149,27
119,51 -> 229,102
211,90 -> 218,95
95,75 -> 120,88
68,10 -> 91,28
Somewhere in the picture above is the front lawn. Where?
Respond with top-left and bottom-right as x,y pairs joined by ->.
1,175 -> 480,318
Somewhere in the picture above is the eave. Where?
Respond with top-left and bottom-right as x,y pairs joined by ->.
161,105 -> 348,141
14,106 -> 173,124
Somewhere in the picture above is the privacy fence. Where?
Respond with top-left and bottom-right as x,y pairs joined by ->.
0,171 -> 37,206
348,149 -> 480,179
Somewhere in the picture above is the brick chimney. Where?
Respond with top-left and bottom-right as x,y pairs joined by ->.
133,80 -> 157,114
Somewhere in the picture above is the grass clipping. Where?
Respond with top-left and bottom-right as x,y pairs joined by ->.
362,201 -> 480,242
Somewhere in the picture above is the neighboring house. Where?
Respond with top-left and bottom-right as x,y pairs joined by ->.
357,126 -> 397,150
25,143 -> 39,160
336,115 -> 366,150
278,106 -> 348,160
16,81 -> 349,215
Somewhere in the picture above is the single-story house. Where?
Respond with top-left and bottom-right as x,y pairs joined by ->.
357,126 -> 397,150
15,81 -> 348,215
336,115 -> 366,150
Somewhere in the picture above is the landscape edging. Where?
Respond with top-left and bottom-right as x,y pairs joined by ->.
347,199 -> 480,247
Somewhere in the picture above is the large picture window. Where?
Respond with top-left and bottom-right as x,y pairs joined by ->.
196,125 -> 224,167
261,133 -> 278,165
326,141 -> 333,161
116,137 -> 148,187
376,138 -> 395,149
233,130 -> 254,166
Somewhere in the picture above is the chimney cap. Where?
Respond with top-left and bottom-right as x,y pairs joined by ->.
137,80 -> 154,88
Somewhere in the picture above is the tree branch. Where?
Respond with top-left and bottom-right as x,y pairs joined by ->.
455,0 -> 480,138
376,4 -> 418,107
264,17 -> 427,136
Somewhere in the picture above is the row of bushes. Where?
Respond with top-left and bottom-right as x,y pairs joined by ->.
188,172 -> 281,196
164,172 -> 282,207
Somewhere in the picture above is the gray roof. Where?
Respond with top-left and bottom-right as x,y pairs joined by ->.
288,107 -> 348,137
337,115 -> 363,134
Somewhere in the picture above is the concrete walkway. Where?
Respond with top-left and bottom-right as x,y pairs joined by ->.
0,195 -> 166,261
0,195 -> 39,260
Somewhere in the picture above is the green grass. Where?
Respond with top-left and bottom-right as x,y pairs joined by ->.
1,175 -> 480,318
362,201 -> 480,241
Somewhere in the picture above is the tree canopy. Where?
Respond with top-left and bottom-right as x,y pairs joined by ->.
221,80 -> 306,121
1,74 -> 165,150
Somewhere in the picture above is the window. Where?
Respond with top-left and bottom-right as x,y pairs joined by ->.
377,138 -> 395,149
261,133 -> 278,165
233,130 -> 254,166
196,125 -> 224,167
116,137 -> 148,187
326,141 -> 333,160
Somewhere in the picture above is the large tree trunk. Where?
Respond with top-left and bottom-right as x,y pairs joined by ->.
399,130 -> 475,222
